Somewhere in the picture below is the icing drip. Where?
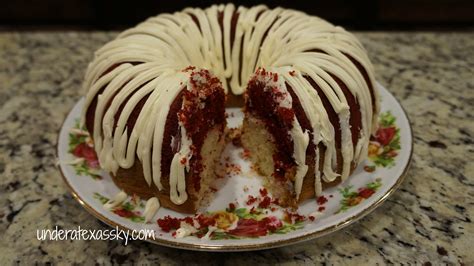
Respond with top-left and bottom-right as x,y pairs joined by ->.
144,197 -> 160,223
169,125 -> 192,205
175,222 -> 198,238
83,3 -> 377,205
103,190 -> 128,210
291,118 -> 310,200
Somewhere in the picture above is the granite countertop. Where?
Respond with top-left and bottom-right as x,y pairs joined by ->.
0,31 -> 472,265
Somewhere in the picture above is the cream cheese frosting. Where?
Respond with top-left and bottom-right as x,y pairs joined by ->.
82,4 -> 378,205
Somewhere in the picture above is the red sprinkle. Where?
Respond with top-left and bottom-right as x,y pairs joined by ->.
259,188 -> 268,197
318,206 -> 326,212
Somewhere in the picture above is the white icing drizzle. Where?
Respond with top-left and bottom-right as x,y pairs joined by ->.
143,197 -> 160,223
103,190 -> 128,210
291,119 -> 310,199
201,226 -> 218,240
169,124 -> 191,205
83,4 -> 377,204
175,222 -> 198,238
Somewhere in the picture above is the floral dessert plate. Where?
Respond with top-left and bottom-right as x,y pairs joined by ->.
57,82 -> 412,251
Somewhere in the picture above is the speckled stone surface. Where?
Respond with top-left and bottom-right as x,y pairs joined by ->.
0,32 -> 472,265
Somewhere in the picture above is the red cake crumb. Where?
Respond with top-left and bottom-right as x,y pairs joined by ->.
258,196 -> 272,209
249,206 -> 258,214
317,196 -> 328,205
196,214 -> 216,228
182,66 -> 196,72
246,195 -> 257,205
283,211 -> 306,224
272,156 -> 294,180
273,73 -> 278,82
259,188 -> 268,197
258,68 -> 267,76
240,148 -> 251,159
271,87 -> 292,106
309,216 -> 315,221
318,206 -> 326,212
157,216 -> 193,232
225,162 -> 241,175
228,203 -> 236,211
276,107 -> 295,126
260,216 -> 282,232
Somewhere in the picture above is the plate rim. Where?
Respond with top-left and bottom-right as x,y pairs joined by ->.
56,83 -> 413,251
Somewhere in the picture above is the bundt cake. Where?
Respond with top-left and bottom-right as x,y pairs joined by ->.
82,4 -> 379,213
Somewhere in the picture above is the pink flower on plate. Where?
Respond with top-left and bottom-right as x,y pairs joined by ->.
260,216 -> 283,232
86,159 -> 100,168
73,142 -> 99,168
375,127 -> 396,146
229,219 -> 267,237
